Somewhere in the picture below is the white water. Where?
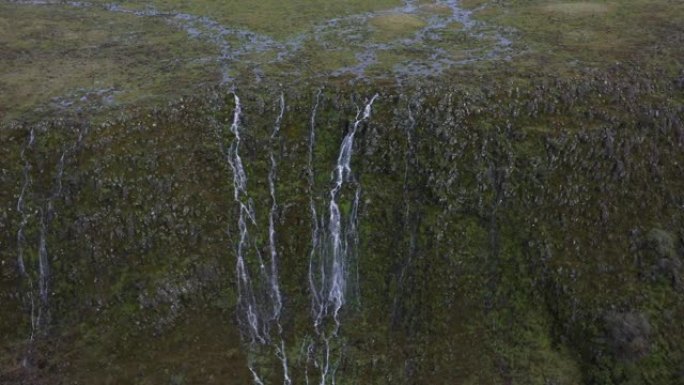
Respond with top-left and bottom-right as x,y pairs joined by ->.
305,90 -> 325,385
224,93 -> 295,384
268,94 -> 292,385
224,94 -> 268,384
327,93 -> 378,329
307,93 -> 379,385
16,128 -> 35,277
269,94 -> 285,323
308,90 -> 324,330
15,126 -> 87,367
37,128 -> 85,323
38,149 -> 67,307
226,94 -> 265,347
16,129 -> 36,356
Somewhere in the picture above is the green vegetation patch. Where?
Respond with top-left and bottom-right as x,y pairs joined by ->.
473,0 -> 684,69
0,3 -> 221,123
369,13 -> 427,42
417,3 -> 454,17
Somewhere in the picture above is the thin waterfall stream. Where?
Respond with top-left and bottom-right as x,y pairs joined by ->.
223,93 -> 266,383
268,94 -> 292,385
16,128 -> 37,354
220,91 -> 380,384
14,125 -> 88,367
223,92 -> 294,384
305,90 -> 323,385
307,94 -> 379,385
16,128 -> 35,279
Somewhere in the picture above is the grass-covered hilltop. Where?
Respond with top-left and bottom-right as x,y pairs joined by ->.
1,1 -> 683,384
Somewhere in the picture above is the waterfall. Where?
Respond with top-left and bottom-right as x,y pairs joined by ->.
308,90 -> 323,330
15,126 -> 87,366
305,90 -> 322,385
16,129 -> 36,351
307,93 -> 379,385
16,128 -> 35,278
224,92 -> 293,384
225,93 -> 264,342
268,93 -> 292,385
269,93 -> 285,322
326,93 -> 378,329
224,93 -> 267,384
38,148 -> 67,308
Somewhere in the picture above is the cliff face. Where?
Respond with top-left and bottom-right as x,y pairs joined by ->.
1,69 -> 683,384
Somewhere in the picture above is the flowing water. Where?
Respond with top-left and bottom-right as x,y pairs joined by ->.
6,0 -> 506,373
306,94 -> 379,385
223,92 -> 295,384
219,91 -> 379,384
305,90 -> 323,385
222,93 -> 267,383
268,94 -> 292,385
14,125 -> 87,367
224,93 -> 262,343
16,128 -> 35,278
16,129 -> 36,354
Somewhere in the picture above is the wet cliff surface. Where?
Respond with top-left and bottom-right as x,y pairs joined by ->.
1,67 -> 684,384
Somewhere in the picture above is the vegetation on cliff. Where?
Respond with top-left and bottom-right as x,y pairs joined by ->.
1,1 -> 683,384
